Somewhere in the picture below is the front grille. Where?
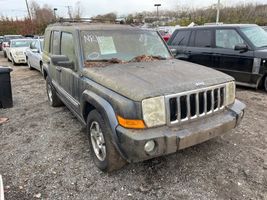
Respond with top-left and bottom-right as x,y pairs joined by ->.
165,84 -> 226,125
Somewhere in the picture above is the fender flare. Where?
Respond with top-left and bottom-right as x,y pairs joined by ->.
81,90 -> 128,160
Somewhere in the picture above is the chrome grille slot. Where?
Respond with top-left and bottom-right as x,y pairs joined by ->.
165,84 -> 226,126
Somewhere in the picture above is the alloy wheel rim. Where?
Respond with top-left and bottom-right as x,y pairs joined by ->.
90,121 -> 106,161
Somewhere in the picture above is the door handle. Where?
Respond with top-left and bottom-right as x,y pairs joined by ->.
56,66 -> 62,72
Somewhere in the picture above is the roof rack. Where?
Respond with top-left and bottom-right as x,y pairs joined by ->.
56,17 -> 116,24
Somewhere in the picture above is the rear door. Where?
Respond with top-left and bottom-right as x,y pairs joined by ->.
168,29 -> 191,60
213,28 -> 254,84
186,29 -> 214,67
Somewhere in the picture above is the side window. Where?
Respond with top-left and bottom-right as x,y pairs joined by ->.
170,30 -> 190,46
61,32 -> 75,63
216,29 -> 244,49
52,31 -> 60,54
195,30 -> 212,47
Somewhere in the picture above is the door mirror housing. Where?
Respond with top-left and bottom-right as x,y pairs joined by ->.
31,49 -> 39,53
170,48 -> 177,55
234,44 -> 248,52
51,55 -> 74,70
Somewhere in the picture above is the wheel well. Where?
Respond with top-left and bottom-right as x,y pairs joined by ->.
83,102 -> 96,122
40,61 -> 43,66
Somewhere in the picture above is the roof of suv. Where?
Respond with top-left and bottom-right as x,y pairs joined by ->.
48,23 -> 147,31
177,24 -> 257,30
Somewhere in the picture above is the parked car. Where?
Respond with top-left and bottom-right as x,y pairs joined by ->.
2,35 -> 23,58
25,39 -> 44,72
168,24 -> 267,91
0,36 -> 3,51
43,23 -> 245,172
6,39 -> 32,65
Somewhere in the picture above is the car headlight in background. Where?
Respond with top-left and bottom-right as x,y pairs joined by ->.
225,81 -> 236,106
142,96 -> 166,128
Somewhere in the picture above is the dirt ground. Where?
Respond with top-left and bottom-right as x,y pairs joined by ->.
0,51 -> 266,200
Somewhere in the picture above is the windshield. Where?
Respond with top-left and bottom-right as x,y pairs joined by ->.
81,30 -> 171,62
240,26 -> 267,48
11,40 -> 32,48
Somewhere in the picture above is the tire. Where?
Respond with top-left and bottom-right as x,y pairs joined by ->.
45,77 -> 63,107
264,76 -> 267,92
27,58 -> 34,70
11,55 -> 17,66
87,110 -> 126,172
3,51 -> 7,58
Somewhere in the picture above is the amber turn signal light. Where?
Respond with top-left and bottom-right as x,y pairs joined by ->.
117,116 -> 145,129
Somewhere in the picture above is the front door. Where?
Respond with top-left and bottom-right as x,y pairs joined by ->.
58,31 -> 80,113
213,28 -> 254,84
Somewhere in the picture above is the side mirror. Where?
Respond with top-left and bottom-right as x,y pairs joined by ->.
51,55 -> 74,69
31,49 -> 39,53
170,48 -> 177,55
234,44 -> 248,52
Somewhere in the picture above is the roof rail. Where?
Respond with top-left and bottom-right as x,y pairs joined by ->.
56,17 -> 116,24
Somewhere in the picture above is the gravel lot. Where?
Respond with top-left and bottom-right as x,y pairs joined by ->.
0,51 -> 266,200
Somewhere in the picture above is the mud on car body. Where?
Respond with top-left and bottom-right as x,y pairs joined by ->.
42,23 -> 245,172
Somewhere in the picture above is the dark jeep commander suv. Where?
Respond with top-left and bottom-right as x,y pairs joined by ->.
43,23 -> 245,172
168,24 -> 267,91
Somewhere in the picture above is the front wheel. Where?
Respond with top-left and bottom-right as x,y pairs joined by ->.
3,51 -> 7,58
45,77 -> 63,107
87,110 -> 126,172
27,58 -> 34,70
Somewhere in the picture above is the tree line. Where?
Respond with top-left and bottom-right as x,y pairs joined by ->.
1,3 -> 267,36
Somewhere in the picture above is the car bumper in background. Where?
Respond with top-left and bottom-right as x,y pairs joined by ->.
13,55 -> 26,64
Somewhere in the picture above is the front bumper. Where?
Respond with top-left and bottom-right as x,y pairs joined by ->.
13,55 -> 26,64
116,100 -> 245,163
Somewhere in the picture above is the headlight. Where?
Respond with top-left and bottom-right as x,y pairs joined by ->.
142,96 -> 166,128
225,81 -> 236,106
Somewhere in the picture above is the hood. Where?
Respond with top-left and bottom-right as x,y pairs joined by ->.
11,47 -> 28,53
82,59 -> 234,101
254,48 -> 267,58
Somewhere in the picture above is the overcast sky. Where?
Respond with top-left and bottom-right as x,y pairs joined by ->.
0,0 -> 266,18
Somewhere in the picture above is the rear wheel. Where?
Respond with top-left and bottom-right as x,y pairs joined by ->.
87,110 -> 126,172
45,77 -> 63,107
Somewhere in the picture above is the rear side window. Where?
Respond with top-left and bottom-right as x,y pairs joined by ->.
61,32 -> 75,62
195,30 -> 212,47
170,30 -> 191,46
51,31 -> 60,54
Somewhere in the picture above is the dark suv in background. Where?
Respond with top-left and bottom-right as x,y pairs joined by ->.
168,24 -> 267,91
